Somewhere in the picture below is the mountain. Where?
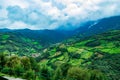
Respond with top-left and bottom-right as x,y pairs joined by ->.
0,16 -> 120,46
74,16 -> 120,38
0,15 -> 120,57
0,29 -> 74,46
0,32 -> 42,56
38,30 -> 120,80
0,29 -> 74,56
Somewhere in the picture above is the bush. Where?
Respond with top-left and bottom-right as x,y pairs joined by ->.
23,70 -> 35,80
85,40 -> 101,47
114,41 -> 120,47
70,53 -> 81,59
14,65 -> 24,77
1,67 -> 13,75
66,67 -> 106,80
67,67 -> 89,80
0,53 -> 6,70
21,56 -> 31,70
40,65 -> 51,80
56,44 -> 68,52
90,70 -> 107,80
53,67 -> 63,80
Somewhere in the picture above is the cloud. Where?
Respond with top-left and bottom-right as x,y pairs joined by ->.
7,21 -> 29,29
7,6 -> 25,21
0,6 -> 2,9
0,0 -> 120,30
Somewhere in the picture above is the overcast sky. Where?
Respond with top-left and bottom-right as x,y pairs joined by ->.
0,0 -> 120,30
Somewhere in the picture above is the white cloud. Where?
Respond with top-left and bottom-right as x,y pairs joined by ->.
1,0 -> 29,8
0,0 -> 120,29
0,9 -> 8,18
8,21 -> 29,29
0,19 -> 11,28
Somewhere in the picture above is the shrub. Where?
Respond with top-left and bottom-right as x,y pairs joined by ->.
21,56 -> 31,70
53,67 -> 63,80
40,65 -> 51,80
70,53 -> 81,59
66,67 -> 107,80
90,70 -> 107,80
114,41 -> 120,47
66,67 -> 89,80
14,65 -> 24,77
0,53 -> 6,70
1,67 -> 13,75
85,40 -> 101,47
23,70 -> 35,80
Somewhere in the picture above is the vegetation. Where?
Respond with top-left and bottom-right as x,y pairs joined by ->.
0,30 -> 120,80
37,30 -> 120,80
0,32 -> 42,56
0,54 -> 40,80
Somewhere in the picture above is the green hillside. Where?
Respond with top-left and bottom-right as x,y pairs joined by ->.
37,30 -> 120,80
0,30 -> 120,80
0,32 -> 42,56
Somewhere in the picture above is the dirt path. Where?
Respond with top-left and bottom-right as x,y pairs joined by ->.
3,76 -> 25,80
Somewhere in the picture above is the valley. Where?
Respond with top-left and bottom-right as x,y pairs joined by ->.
0,16 -> 120,80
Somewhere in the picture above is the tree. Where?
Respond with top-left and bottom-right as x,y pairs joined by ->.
23,69 -> 35,80
66,67 -> 89,80
40,65 -> 51,80
90,70 -> 107,80
85,40 -> 101,47
60,63 -> 71,77
0,53 -> 6,70
4,55 -> 23,76
1,67 -> 12,75
53,67 -> 63,80
21,56 -> 31,70
14,64 -> 24,77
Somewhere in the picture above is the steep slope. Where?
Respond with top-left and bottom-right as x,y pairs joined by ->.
38,30 -> 120,80
74,16 -> 120,38
0,32 -> 42,56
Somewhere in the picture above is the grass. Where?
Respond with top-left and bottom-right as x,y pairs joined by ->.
69,59 -> 83,65
67,47 -> 79,53
57,56 -> 64,60
1,34 -> 10,40
100,48 -> 120,54
39,59 -> 49,66
81,51 -> 93,59
49,48 -> 56,55
74,40 -> 90,47
0,72 -> 6,76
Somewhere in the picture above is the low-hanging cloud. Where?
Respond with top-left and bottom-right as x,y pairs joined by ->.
0,0 -> 120,30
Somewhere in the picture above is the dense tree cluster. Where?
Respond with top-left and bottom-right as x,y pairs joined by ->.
0,53 -> 40,80
0,53 -> 107,80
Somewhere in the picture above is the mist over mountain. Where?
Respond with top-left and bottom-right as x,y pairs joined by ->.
74,15 -> 120,37
1,15 -> 120,42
